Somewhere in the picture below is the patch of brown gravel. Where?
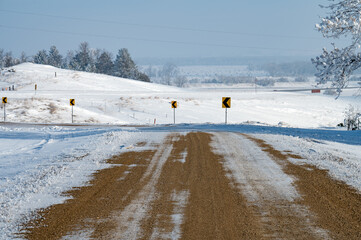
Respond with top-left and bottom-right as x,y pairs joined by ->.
179,132 -> 263,240
138,132 -> 263,240
245,135 -> 361,240
20,149 -> 156,240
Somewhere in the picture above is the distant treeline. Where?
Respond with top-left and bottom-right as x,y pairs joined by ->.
249,61 -> 316,77
0,42 -> 150,82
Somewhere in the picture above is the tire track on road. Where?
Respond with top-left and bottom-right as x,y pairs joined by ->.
108,134 -> 176,239
180,132 -> 263,240
247,135 -> 361,240
211,132 -> 329,239
20,145 -> 159,239
132,132 -> 263,240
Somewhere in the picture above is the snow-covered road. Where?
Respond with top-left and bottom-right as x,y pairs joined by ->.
0,124 -> 360,239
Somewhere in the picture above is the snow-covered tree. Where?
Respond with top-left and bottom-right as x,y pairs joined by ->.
95,51 -> 114,75
48,45 -> 62,67
159,63 -> 178,85
63,50 -> 74,69
113,48 -> 138,79
0,49 -> 4,68
145,65 -> 157,78
312,0 -> 361,96
70,42 -> 92,71
20,51 -> 28,63
3,52 -> 14,67
137,72 -> 150,82
88,48 -> 101,73
33,50 -> 48,65
344,105 -> 360,130
174,75 -> 188,87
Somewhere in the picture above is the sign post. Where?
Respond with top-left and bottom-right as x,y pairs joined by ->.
171,101 -> 177,124
2,97 -> 7,122
222,97 -> 231,124
70,99 -> 75,123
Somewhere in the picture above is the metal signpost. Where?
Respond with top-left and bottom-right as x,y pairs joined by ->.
222,97 -> 231,124
2,97 -> 7,122
171,101 -> 177,124
70,99 -> 75,123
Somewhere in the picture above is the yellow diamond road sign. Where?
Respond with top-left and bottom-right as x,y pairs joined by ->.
70,99 -> 75,106
222,97 -> 231,108
2,97 -> 7,104
171,101 -> 177,108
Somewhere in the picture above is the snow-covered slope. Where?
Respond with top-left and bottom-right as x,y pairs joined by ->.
0,62 -> 360,127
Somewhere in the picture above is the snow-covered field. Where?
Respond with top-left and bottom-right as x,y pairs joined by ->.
1,63 -> 360,127
0,63 -> 360,239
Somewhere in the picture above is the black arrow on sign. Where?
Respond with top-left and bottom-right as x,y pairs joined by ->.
70,99 -> 75,106
222,97 -> 230,108
172,101 -> 177,108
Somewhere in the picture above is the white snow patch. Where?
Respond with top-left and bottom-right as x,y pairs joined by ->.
169,190 -> 189,240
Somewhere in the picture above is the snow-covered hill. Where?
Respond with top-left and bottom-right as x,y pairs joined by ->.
0,63 -> 360,128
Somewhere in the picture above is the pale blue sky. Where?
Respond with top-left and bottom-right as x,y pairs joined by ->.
0,0 -> 341,60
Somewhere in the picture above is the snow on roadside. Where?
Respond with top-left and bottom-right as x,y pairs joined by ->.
257,134 -> 361,193
0,125 -> 166,240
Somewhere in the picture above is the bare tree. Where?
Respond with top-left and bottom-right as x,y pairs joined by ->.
174,75 -> 188,87
160,63 -> 178,85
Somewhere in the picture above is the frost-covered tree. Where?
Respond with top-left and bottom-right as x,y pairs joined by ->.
20,51 -> 28,63
137,72 -> 150,82
113,48 -> 138,79
145,65 -> 157,78
174,75 -> 188,87
312,0 -> 361,96
33,50 -> 48,65
70,42 -> 92,71
63,50 -> 74,69
3,52 -> 14,67
48,45 -> 62,67
159,63 -> 178,85
87,48 -> 101,73
113,48 -> 150,82
344,105 -> 360,130
0,49 -> 4,68
95,51 -> 114,75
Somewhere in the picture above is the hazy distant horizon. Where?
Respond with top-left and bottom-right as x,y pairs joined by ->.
135,55 -> 314,66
